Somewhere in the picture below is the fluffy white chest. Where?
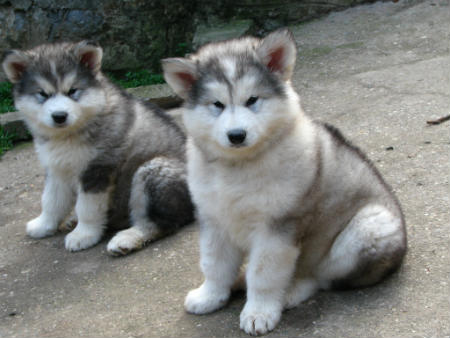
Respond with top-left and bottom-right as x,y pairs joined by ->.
189,152 -> 308,249
36,137 -> 95,176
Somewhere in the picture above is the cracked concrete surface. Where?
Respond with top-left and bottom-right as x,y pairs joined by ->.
1,0 -> 449,337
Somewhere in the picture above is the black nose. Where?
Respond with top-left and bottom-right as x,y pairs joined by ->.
51,111 -> 68,125
227,129 -> 247,145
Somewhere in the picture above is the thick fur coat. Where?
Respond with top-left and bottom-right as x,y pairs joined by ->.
162,29 -> 406,335
2,41 -> 194,254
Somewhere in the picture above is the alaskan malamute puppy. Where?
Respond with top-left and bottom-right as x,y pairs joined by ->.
2,41 -> 194,255
162,29 -> 407,335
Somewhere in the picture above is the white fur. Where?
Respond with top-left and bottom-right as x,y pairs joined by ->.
65,189 -> 109,251
284,278 -> 318,309
165,28 -> 406,336
316,204 -> 404,285
185,224 -> 242,314
5,41 -> 193,255
240,230 -> 299,335
16,82 -> 108,251
107,166 -> 159,255
26,134 -> 98,244
15,85 -> 106,137
185,111 -> 317,335
13,66 -> 111,252
26,170 -> 76,238
107,226 -> 156,255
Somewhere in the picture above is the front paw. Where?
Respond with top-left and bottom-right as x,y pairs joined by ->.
240,301 -> 282,336
107,228 -> 147,256
64,224 -> 103,251
26,216 -> 57,238
185,282 -> 230,314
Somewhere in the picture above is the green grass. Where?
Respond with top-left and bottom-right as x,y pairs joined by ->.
107,69 -> 164,89
0,82 -> 15,114
0,125 -> 15,157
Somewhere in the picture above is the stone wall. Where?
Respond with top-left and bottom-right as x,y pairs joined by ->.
0,0 -> 375,81
0,0 -> 197,81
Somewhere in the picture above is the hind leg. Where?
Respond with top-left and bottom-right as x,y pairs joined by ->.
284,278 -> 318,310
285,204 -> 406,309
316,204 -> 406,290
107,157 -> 194,256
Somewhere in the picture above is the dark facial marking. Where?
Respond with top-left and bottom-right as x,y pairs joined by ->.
188,57 -> 233,105
14,47 -> 100,100
235,55 -> 286,98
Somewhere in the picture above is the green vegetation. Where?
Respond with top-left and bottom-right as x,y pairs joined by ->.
0,82 -> 15,114
175,42 -> 190,57
0,125 -> 15,157
107,69 -> 164,89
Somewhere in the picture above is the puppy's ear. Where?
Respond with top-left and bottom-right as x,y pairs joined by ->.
257,28 -> 297,81
2,50 -> 29,83
161,58 -> 196,100
75,41 -> 103,74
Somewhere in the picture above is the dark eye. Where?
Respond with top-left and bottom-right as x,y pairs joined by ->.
213,101 -> 225,110
68,88 -> 78,98
38,91 -> 49,99
245,96 -> 258,107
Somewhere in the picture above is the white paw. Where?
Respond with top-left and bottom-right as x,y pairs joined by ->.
64,224 -> 103,252
240,302 -> 281,336
107,228 -> 146,256
284,278 -> 318,310
26,215 -> 57,238
184,282 -> 230,314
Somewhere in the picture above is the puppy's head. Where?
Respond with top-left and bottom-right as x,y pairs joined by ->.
2,41 -> 106,136
162,29 -> 300,160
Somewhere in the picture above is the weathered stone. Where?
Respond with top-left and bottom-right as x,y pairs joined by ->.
192,19 -> 253,48
35,0 -> 98,10
0,112 -> 30,141
127,84 -> 182,109
0,0 -> 376,82
10,0 -> 32,10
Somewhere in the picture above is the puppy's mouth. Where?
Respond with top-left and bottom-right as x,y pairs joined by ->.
52,122 -> 68,128
228,142 -> 248,149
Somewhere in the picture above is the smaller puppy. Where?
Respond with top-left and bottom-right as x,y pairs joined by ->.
2,41 -> 194,254
162,29 -> 407,335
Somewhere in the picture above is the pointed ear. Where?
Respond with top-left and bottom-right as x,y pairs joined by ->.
74,41 -> 103,74
2,50 -> 29,83
257,28 -> 297,81
161,57 -> 197,100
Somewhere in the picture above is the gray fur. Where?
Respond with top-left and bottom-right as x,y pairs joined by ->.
163,28 -> 407,335
2,41 -> 194,254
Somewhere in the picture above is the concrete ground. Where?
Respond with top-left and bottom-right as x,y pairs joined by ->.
1,0 -> 449,337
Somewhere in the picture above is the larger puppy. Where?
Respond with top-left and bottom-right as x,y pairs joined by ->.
2,41 -> 194,254
162,29 -> 407,335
